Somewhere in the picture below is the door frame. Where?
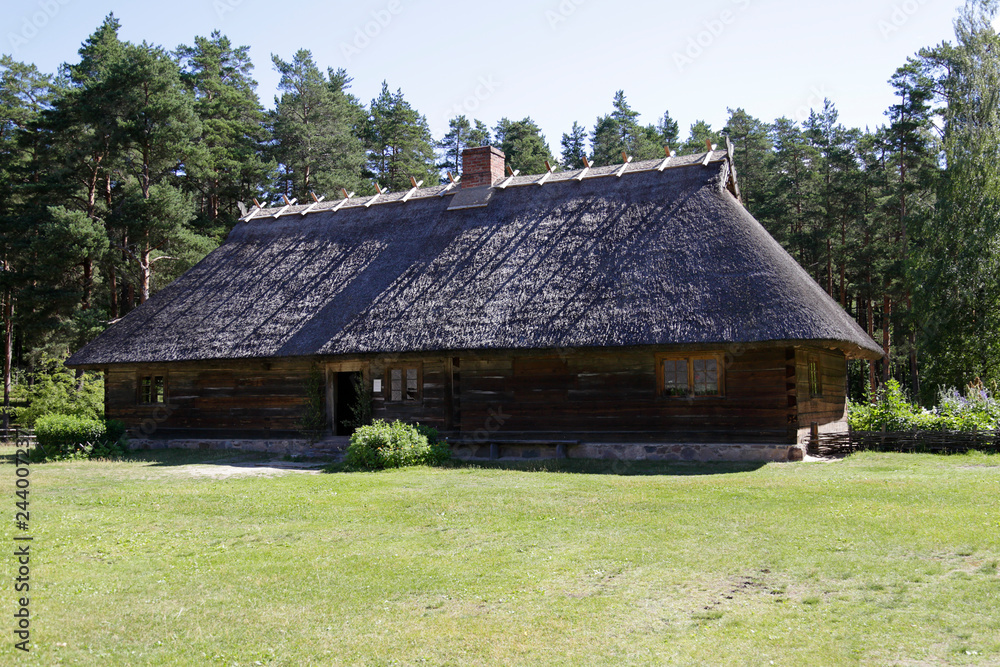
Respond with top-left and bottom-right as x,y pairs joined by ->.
325,362 -> 369,434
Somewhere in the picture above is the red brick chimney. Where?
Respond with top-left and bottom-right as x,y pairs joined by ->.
461,146 -> 505,188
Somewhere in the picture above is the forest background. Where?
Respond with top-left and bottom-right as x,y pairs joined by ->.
3,1 -> 1000,424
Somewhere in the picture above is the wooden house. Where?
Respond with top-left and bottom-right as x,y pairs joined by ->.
66,144 -> 882,461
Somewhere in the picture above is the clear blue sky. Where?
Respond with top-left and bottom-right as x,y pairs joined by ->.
3,0 -> 984,151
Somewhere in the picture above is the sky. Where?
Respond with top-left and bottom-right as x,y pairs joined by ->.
2,0 -> 990,152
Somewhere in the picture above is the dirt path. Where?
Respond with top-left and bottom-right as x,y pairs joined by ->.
163,460 -> 328,480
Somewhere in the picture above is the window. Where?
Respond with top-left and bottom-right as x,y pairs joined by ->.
387,366 -> 421,402
139,375 -> 166,404
808,356 -> 822,397
692,358 -> 720,396
662,358 -> 688,397
656,354 -> 724,398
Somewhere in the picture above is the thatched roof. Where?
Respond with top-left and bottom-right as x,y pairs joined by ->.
67,150 -> 883,367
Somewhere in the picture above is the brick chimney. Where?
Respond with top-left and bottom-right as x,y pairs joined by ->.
461,146 -> 505,188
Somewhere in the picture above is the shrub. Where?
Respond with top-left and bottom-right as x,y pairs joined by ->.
345,420 -> 450,471
849,379 -> 1000,432
414,423 -> 452,466
33,415 -> 129,461
13,356 -> 103,427
935,382 -> 1000,430
297,367 -> 327,442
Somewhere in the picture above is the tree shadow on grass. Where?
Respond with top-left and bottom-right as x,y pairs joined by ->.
2,447 -> 328,470
127,449 -> 334,470
320,458 -> 768,476
439,459 -> 768,476
2,444 -> 768,476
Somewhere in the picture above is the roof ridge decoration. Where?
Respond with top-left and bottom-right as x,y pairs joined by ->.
300,192 -> 325,216
614,152 -> 634,178
656,146 -> 674,171
496,164 -> 520,190
238,148 -> 734,222
536,160 -> 556,186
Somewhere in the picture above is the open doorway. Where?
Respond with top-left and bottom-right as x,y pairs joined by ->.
334,371 -> 362,436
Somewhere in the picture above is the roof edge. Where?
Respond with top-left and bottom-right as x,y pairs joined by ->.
65,338 -> 884,369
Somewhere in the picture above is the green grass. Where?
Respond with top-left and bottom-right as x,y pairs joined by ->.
2,448 -> 1000,665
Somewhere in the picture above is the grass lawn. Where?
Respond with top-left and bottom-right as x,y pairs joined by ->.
1,449 -> 999,666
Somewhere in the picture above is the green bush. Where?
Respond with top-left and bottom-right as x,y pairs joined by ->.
297,367 -> 327,442
849,379 -> 1000,432
345,420 -> 450,471
33,415 -> 129,461
414,423 -> 452,465
12,355 -> 104,427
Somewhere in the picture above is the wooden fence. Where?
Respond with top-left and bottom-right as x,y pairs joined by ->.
812,429 -> 1000,457
1,427 -> 34,445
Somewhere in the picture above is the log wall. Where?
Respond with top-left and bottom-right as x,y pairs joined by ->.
794,347 -> 850,443
105,359 -> 315,439
104,345 -> 850,444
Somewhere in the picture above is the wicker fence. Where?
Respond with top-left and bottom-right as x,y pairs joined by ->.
812,429 -> 1000,457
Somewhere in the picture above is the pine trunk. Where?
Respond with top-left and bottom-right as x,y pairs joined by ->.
867,295 -> 877,395
139,239 -> 153,303
82,257 -> 92,311
882,294 -> 892,384
2,288 -> 12,430
827,238 -> 833,297
840,219 -> 847,307
907,294 -> 919,399
109,263 -> 118,320
139,244 -> 151,304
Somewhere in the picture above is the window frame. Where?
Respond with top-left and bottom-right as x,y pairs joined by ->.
137,373 -> 167,405
655,352 -> 725,399
808,355 -> 823,398
385,364 -> 423,403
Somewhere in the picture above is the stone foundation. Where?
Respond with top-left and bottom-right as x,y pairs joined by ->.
452,441 -> 804,463
130,438 -> 348,458
130,438 -> 804,464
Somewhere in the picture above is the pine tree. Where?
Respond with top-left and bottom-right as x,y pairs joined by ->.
804,99 -> 859,301
177,32 -> 271,231
494,117 -> 554,174
590,91 -> 664,165
913,0 -> 1000,392
0,56 -> 58,426
590,114 -> 621,167
762,118 -> 821,262
364,82 -> 437,191
101,40 -> 206,303
560,121 -> 588,169
657,111 -> 680,148
723,108 -> 772,212
681,121 -> 722,154
41,15 -> 125,315
437,115 -> 490,177
270,50 -> 366,200
854,130 -> 894,395
882,59 -> 939,396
